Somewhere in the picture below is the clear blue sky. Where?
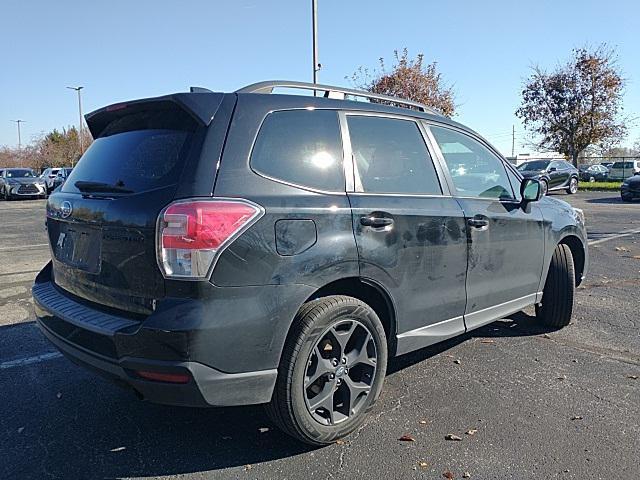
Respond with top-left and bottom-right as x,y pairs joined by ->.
1,0 -> 639,156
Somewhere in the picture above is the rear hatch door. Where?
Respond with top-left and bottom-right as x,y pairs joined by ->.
46,95 -> 225,315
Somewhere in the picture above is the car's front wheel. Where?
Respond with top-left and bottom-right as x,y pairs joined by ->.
540,179 -> 548,196
567,177 -> 579,194
267,295 -> 388,445
536,244 -> 575,328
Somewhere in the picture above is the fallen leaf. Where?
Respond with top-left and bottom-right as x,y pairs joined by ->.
556,375 -> 567,381
110,447 -> 126,452
542,334 -> 551,339
615,246 -> 629,252
17,427 -> 24,434
627,375 -> 638,380
418,461 -> 429,469
632,255 -> 640,260
244,464 -> 253,471
445,434 -> 462,441
480,339 -> 495,344
258,427 -> 269,433
453,359 -> 461,365
571,415 -> 583,421
398,434 -> 416,442
335,439 -> 347,445
443,470 -> 455,479
56,392 -> 62,399
419,420 -> 428,425
462,472 -> 471,478
465,429 -> 478,436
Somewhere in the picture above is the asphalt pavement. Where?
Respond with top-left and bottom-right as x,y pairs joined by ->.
0,192 -> 638,479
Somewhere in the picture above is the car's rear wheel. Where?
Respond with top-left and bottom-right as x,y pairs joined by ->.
567,177 -> 578,194
535,244 -> 575,328
267,295 -> 387,445
589,176 -> 595,183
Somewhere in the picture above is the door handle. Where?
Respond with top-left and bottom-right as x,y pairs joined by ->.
467,217 -> 489,229
360,215 -> 394,228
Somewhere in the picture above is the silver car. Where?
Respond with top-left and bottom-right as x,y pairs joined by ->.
0,168 -> 47,200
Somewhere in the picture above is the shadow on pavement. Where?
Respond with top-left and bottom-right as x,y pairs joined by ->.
583,196 -> 625,204
1,310 -> 551,479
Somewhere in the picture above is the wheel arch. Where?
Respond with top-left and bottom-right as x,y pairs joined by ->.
302,277 -> 398,357
558,234 -> 586,286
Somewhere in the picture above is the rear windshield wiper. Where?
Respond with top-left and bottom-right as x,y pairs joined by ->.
74,181 -> 133,194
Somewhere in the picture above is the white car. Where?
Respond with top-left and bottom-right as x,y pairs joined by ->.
608,160 -> 640,181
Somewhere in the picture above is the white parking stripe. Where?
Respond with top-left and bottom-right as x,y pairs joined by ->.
0,351 -> 63,370
0,243 -> 48,252
588,228 -> 640,246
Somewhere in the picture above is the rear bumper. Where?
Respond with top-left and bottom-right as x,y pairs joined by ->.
32,270 -> 279,407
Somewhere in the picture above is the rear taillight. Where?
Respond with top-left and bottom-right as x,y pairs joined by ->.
156,198 -> 263,280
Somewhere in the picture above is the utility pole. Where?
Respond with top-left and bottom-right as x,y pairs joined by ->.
311,0 -> 320,94
67,86 -> 84,164
511,124 -> 515,158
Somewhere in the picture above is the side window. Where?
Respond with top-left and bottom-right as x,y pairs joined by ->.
430,125 -> 514,199
251,109 -> 344,192
549,161 -> 562,170
505,164 -> 522,201
347,115 -> 442,195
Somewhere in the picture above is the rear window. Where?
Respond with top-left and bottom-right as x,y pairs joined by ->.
250,109 -> 344,192
62,108 -> 197,195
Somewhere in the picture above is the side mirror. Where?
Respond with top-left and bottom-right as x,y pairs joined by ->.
547,167 -> 557,172
521,178 -> 542,203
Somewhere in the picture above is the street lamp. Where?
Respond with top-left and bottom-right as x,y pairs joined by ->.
12,120 -> 25,166
312,0 -> 321,94
67,86 -> 84,164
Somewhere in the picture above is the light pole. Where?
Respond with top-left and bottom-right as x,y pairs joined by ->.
312,0 -> 320,93
13,120 -> 24,166
67,86 -> 84,164
13,120 -> 24,149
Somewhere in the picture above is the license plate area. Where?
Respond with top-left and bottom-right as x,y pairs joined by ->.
54,223 -> 102,274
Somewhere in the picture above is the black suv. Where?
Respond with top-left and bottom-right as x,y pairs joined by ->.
517,159 -> 580,195
33,81 -> 588,445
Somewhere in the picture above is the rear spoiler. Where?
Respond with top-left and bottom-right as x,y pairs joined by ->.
85,92 -> 224,138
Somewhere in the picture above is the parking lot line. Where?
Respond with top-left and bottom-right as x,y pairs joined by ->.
0,351 -> 63,370
0,243 -> 49,252
588,228 -> 640,246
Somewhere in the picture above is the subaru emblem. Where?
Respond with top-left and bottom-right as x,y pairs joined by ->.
61,201 -> 73,219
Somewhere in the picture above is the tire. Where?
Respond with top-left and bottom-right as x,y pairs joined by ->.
621,194 -> 632,202
567,177 -> 578,194
540,179 -> 548,196
589,176 -> 595,183
535,244 -> 575,328
266,295 -> 388,445
3,188 -> 11,201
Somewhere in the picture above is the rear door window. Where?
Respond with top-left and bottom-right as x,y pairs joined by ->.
250,109 -> 344,192
347,115 -> 442,195
62,108 -> 197,195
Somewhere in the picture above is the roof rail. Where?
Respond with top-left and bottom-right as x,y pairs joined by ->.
235,80 -> 441,115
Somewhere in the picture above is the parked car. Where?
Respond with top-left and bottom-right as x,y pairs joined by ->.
40,168 -> 62,194
600,161 -> 614,169
620,175 -> 640,201
33,81 -> 589,445
0,168 -> 47,200
517,160 -> 579,195
51,167 -> 73,191
608,160 -> 640,181
578,164 -> 609,182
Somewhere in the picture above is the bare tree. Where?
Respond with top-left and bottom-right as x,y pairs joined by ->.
349,48 -> 456,117
516,45 -> 627,166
